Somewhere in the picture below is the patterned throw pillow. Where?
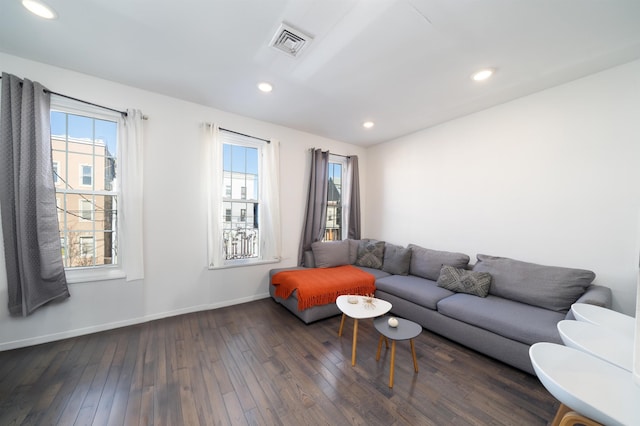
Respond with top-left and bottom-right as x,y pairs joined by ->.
355,240 -> 385,269
437,265 -> 492,297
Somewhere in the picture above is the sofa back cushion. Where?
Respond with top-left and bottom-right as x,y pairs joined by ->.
382,243 -> 412,275
472,254 -> 595,313
408,244 -> 470,281
355,240 -> 385,269
311,240 -> 350,268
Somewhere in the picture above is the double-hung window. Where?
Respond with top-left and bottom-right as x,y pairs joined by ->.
207,126 -> 280,268
51,102 -> 119,270
324,155 -> 346,241
222,136 -> 260,261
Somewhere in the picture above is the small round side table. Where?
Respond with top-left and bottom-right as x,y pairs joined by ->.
374,316 -> 422,388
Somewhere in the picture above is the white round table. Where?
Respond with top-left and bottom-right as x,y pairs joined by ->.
557,319 -> 634,372
336,295 -> 392,366
529,342 -> 640,426
571,303 -> 635,337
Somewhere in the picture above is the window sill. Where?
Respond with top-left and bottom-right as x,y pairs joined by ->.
208,258 -> 281,270
65,266 -> 126,284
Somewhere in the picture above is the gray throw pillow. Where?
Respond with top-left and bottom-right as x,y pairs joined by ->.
382,243 -> 412,275
437,265 -> 491,297
355,240 -> 385,269
311,240 -> 350,268
408,244 -> 470,281
473,254 -> 595,313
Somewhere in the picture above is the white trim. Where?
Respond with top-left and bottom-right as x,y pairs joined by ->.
0,293 -> 270,351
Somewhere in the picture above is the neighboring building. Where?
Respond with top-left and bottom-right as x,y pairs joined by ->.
222,170 -> 258,259
51,135 -> 116,267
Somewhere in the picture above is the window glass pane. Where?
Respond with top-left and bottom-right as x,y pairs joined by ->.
221,138 -> 261,261
325,160 -> 343,241
52,108 -> 118,270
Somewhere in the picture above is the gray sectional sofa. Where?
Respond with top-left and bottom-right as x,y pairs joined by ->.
269,239 -> 612,374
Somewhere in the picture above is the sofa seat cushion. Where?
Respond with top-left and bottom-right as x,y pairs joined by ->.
437,293 -> 565,345
355,266 -> 391,280
376,275 -> 454,310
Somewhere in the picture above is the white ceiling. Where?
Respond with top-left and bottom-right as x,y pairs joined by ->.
2,0 -> 640,146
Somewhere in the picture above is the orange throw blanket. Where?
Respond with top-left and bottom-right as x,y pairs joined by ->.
272,265 -> 376,311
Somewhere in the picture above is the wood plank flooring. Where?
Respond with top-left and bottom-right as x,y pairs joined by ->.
0,298 -> 559,425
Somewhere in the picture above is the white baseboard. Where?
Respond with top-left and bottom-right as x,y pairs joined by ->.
0,293 -> 270,352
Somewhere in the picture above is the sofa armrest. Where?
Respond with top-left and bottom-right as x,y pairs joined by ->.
564,284 -> 612,319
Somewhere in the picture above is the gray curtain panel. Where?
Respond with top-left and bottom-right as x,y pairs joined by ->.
298,149 -> 329,265
346,155 -> 361,240
0,72 -> 69,316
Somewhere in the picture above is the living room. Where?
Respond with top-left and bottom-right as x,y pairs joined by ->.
0,1 -> 639,424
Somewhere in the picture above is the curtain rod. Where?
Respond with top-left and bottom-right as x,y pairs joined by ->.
310,148 -> 351,158
0,74 -> 148,119
220,127 -> 270,143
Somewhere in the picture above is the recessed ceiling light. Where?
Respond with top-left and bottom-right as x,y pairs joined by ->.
22,0 -> 57,19
257,82 -> 273,93
471,68 -> 495,82
362,121 -> 375,129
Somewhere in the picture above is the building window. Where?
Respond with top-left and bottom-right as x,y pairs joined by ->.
79,236 -> 94,258
52,161 -> 59,184
79,198 -> 93,221
324,155 -> 345,241
51,104 -> 118,269
81,165 -> 93,186
225,208 -> 232,222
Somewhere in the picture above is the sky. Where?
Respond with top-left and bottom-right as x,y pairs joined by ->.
51,111 -> 118,155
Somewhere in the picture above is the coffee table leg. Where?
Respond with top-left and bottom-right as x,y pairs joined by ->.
352,319 -> 358,366
410,339 -> 419,373
389,340 -> 396,388
338,314 -> 346,337
376,335 -> 384,361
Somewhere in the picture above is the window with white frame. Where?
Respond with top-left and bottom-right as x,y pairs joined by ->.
51,103 -> 119,269
80,164 -> 93,186
222,133 -> 261,261
207,126 -> 280,268
324,155 -> 346,241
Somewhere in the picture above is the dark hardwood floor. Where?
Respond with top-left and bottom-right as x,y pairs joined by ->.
0,298 -> 559,425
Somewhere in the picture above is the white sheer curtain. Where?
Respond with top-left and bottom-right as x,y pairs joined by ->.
118,109 -> 145,281
205,123 -> 225,268
261,139 -> 281,261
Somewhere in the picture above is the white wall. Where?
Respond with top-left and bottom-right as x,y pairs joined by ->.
366,60 -> 640,315
0,53 -> 368,350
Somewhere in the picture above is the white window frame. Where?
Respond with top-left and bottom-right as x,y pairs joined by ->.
221,135 -> 262,266
51,97 -> 125,283
207,126 -> 280,269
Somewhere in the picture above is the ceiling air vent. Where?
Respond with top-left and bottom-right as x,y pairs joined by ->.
270,23 -> 313,58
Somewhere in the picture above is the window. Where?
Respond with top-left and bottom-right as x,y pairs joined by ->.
51,104 -> 118,270
222,134 -> 260,261
324,155 -> 346,241
81,164 -> 93,186
52,161 -> 59,184
207,125 -> 280,268
79,199 -> 93,221
79,236 -> 94,258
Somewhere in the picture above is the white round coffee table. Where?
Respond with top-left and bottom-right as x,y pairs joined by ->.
571,303 -> 635,337
336,295 -> 392,366
529,342 -> 640,426
557,319 -> 634,372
